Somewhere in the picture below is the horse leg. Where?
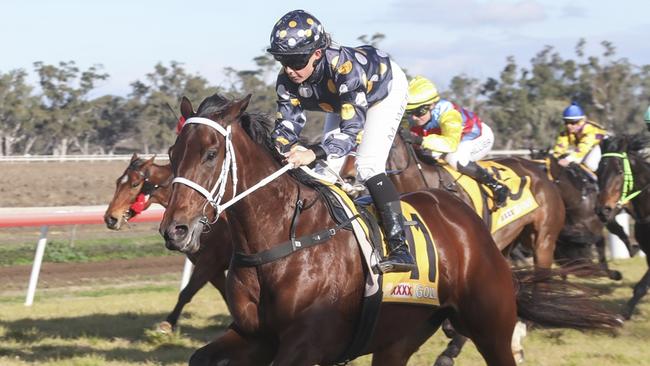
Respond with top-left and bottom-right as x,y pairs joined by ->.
623,269 -> 650,319
371,310 -> 447,366
433,320 -> 467,366
622,222 -> 650,319
595,236 -> 623,281
158,260 -> 213,333
189,327 -> 275,366
607,221 -> 639,257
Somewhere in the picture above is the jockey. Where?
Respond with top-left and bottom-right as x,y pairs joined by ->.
267,9 -> 415,273
644,106 -> 650,132
552,102 -> 607,172
402,76 -> 509,207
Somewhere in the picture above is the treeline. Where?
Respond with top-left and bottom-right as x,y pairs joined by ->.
1,38 -> 649,156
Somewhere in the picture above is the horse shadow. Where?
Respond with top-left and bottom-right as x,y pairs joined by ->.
0,312 -> 232,364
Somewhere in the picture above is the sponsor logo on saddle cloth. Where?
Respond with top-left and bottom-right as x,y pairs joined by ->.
442,161 -> 539,233
322,181 -> 441,307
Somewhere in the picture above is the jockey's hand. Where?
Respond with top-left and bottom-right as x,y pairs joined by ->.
284,145 -> 316,167
399,129 -> 423,145
558,158 -> 571,167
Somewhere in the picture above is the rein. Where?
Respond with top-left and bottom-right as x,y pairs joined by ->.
601,152 -> 650,206
172,117 -> 293,224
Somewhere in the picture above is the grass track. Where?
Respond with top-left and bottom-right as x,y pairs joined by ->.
0,257 -> 649,365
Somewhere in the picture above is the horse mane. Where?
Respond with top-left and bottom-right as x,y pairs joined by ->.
603,134 -> 650,159
195,93 -> 315,184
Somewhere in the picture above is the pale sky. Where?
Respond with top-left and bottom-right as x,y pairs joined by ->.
2,0 -> 648,97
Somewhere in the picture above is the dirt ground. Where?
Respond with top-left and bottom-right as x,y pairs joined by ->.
0,160 -> 182,292
0,161 -> 133,207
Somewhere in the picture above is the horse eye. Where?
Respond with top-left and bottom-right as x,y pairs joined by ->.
206,150 -> 218,161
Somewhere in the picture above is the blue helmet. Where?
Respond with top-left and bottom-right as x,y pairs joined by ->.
563,102 -> 586,120
267,10 -> 329,56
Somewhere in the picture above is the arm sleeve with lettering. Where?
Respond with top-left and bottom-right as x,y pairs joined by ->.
565,124 -> 604,162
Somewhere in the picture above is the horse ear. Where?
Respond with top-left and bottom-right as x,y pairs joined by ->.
180,96 -> 194,119
233,94 -> 252,117
146,154 -> 157,164
130,152 -> 138,162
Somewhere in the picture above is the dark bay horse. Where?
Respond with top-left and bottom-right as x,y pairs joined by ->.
342,131 -> 565,273
104,153 -> 231,332
535,152 -> 637,280
161,93 -> 620,365
160,94 -> 525,365
597,135 -> 650,319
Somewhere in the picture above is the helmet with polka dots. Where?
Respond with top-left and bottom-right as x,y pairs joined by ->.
267,10 -> 329,56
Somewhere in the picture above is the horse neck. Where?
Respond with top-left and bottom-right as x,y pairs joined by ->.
390,137 -> 440,191
629,153 -> 650,218
147,163 -> 173,207
227,127 -> 319,255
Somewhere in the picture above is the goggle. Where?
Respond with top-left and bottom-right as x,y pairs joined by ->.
405,105 -> 431,118
274,53 -> 312,70
563,118 -> 582,125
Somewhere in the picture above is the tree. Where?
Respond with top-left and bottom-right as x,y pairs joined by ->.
0,69 -> 42,155
33,61 -> 109,155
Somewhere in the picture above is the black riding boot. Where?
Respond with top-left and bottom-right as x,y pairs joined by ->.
458,161 -> 509,207
366,173 -> 416,274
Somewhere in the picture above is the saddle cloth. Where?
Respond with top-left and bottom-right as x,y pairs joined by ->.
321,180 -> 440,307
441,160 -> 539,233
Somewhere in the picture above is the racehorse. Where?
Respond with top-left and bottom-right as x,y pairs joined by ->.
341,131 -> 565,274
160,93 -> 619,365
104,153 -> 232,332
597,134 -> 650,319
532,151 -> 637,280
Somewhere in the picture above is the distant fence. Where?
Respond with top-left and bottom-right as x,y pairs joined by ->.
0,205 -> 194,306
0,150 -> 531,163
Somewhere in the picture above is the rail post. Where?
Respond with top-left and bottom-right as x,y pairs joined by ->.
25,225 -> 48,306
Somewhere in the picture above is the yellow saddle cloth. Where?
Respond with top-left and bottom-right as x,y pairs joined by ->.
325,182 -> 440,307
441,160 -> 539,233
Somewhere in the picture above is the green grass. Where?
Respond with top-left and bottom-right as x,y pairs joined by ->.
0,257 -> 648,365
0,235 -> 171,267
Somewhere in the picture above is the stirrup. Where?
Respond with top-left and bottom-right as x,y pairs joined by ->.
375,260 -> 417,274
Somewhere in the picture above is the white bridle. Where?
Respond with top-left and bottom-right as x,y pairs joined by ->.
171,117 -> 293,223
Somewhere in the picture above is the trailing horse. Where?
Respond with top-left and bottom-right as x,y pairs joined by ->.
597,134 -> 650,319
104,153 -> 231,332
531,151 -> 637,280
160,93 -> 620,365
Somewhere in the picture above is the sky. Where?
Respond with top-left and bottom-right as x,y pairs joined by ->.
2,0 -> 649,97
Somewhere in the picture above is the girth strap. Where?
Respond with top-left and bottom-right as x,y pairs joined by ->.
233,214 -> 361,267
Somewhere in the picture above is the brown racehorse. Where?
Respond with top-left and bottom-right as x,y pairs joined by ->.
532,152 -> 637,280
597,134 -> 650,319
160,93 -> 619,365
104,153 -> 231,332
342,131 -> 565,272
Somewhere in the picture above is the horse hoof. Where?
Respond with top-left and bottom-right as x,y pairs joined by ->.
629,245 -> 641,257
608,270 -> 623,281
157,321 -> 174,334
434,355 -> 454,366
622,308 -> 633,320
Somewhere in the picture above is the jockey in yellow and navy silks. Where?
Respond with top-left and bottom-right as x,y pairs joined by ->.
268,9 -> 415,274
402,76 -> 509,207
552,102 -> 607,172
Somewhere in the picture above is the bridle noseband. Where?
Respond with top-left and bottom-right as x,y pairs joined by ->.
171,116 -> 293,224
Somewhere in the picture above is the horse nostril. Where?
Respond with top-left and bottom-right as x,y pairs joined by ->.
170,224 -> 189,241
105,216 -> 118,228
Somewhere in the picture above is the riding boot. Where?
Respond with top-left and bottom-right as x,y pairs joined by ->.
365,173 -> 416,274
458,161 -> 509,207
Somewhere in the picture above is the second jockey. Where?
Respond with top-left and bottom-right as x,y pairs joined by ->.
402,76 -> 509,207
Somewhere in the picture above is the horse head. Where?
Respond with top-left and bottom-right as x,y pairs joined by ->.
596,135 -> 637,222
160,93 -> 268,253
104,153 -> 160,230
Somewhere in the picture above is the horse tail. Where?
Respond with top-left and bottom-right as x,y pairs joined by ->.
513,265 -> 623,330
